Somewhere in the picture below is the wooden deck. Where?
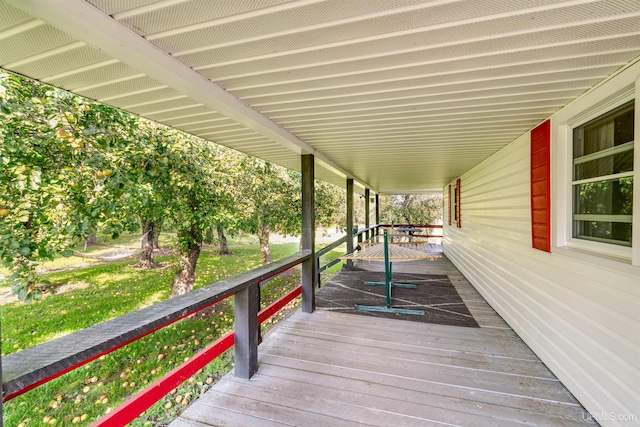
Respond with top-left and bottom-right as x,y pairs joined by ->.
170,255 -> 596,426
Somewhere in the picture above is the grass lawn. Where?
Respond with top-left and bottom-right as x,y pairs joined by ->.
1,240 -> 346,427
0,231 -> 261,278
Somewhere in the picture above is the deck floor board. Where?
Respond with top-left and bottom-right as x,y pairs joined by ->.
170,255 -> 597,426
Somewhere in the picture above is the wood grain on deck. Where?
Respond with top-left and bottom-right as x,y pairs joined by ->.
170,256 -> 595,426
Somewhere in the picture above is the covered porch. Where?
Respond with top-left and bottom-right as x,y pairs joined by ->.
171,256 -> 596,426
2,1 -> 639,425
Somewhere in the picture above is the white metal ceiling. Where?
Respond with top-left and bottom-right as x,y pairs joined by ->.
2,0 -> 640,193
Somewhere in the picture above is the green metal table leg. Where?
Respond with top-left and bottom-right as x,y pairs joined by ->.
385,236 -> 391,308
355,230 -> 424,316
354,305 -> 425,315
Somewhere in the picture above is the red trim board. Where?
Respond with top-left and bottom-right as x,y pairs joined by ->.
530,120 -> 551,252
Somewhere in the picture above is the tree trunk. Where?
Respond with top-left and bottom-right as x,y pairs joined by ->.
171,245 -> 201,297
217,224 -> 230,255
85,233 -> 97,245
204,227 -> 214,245
258,222 -> 271,265
137,219 -> 157,268
152,221 -> 161,249
171,225 -> 202,297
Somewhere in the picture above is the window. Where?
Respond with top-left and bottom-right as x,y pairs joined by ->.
455,178 -> 461,228
572,101 -> 634,247
448,184 -> 452,226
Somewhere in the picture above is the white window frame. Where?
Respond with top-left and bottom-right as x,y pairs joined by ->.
571,101 -> 634,248
554,75 -> 639,266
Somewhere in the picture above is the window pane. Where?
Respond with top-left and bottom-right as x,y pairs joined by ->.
574,177 -> 633,216
614,106 -> 634,145
573,177 -> 633,246
573,103 -> 634,159
573,220 -> 632,246
574,149 -> 633,180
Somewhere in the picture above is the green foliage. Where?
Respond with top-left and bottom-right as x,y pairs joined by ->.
233,157 -> 294,236
232,157 -> 344,262
0,68 -> 342,301
574,177 -> 633,244
0,71 -> 236,300
315,179 -> 344,228
0,72 -> 138,302
379,194 -> 443,225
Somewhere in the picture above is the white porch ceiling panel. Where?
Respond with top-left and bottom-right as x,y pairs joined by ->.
2,0 -> 640,193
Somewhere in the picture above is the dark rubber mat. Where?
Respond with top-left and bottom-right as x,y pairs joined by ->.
317,266 -> 479,327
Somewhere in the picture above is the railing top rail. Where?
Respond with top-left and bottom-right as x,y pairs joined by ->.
316,236 -> 347,257
2,251 -> 311,400
354,224 -> 379,237
317,225 -> 380,258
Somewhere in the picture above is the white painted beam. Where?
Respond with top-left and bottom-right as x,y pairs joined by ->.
7,0 -> 368,190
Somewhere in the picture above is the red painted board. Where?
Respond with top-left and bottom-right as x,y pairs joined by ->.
455,179 -> 461,228
90,332 -> 235,427
530,120 -> 551,252
448,184 -> 452,226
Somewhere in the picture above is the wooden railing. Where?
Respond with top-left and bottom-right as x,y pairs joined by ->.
1,251 -> 311,426
315,224 -> 443,286
2,223 -> 442,425
316,224 -> 380,286
379,224 -> 444,239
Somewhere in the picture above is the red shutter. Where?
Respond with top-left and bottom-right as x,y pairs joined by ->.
455,178 -> 461,228
530,120 -> 551,252
448,184 -> 452,226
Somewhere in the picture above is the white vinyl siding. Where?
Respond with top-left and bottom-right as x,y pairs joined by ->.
443,60 -> 640,426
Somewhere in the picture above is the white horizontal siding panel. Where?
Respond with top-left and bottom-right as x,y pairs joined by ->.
443,59 -> 640,425
461,239 -> 638,358
464,199 -> 530,215
466,223 -> 531,245
445,237 -> 639,422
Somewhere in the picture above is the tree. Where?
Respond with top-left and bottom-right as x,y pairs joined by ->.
1,70 -> 345,301
234,157 -> 344,264
335,191 -> 366,231
234,158 -> 292,264
0,72 -> 137,301
0,71 -> 235,299
113,122 -> 176,268
314,179 -> 344,229
379,194 -> 443,225
204,148 -> 250,256
160,132 -> 232,296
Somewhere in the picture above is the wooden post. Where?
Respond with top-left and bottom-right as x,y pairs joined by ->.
301,154 -> 316,312
346,178 -> 354,267
256,282 -> 262,344
375,193 -> 380,237
365,188 -> 370,242
234,282 -> 259,379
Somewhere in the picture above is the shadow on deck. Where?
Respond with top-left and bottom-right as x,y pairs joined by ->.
169,254 -> 596,426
